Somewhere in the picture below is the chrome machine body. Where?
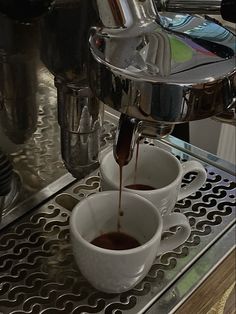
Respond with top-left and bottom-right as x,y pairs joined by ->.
0,2 -> 235,310
0,0 -> 235,182
89,0 -> 235,154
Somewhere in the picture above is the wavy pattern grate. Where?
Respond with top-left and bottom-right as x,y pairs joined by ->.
0,144 -> 235,314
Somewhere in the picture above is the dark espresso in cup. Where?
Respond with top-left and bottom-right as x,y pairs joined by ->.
126,184 -> 155,190
91,231 -> 140,250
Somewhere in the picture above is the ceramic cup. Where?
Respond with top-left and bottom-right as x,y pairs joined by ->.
100,144 -> 207,215
70,191 -> 191,293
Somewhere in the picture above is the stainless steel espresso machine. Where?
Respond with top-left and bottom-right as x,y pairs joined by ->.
0,0 -> 235,216
0,2 -> 236,312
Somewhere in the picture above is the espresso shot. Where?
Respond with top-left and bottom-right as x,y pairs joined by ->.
91,231 -> 140,250
125,184 -> 155,191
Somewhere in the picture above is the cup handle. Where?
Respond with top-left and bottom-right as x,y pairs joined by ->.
157,213 -> 191,255
177,160 -> 207,201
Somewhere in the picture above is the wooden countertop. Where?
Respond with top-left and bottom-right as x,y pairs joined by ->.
175,250 -> 236,314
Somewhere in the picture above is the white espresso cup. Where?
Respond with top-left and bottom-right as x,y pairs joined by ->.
100,144 -> 207,215
70,191 -> 191,293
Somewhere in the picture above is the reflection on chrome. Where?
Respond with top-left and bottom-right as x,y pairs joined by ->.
0,0 -> 235,179
89,1 -> 235,127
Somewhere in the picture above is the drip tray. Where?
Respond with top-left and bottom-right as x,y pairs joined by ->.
0,136 -> 235,314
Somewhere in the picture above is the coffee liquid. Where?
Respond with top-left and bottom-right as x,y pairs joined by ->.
114,116 -> 149,232
133,139 -> 140,184
126,184 -> 155,190
91,231 -> 140,250
114,114 -> 138,231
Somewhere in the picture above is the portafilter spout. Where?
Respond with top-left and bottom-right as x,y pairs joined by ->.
113,113 -> 140,166
113,113 -> 174,166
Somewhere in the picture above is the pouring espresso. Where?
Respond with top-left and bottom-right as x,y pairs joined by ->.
88,0 -> 235,233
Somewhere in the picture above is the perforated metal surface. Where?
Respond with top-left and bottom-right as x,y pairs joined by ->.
1,68 -> 116,221
0,140 -> 235,314
2,68 -> 64,215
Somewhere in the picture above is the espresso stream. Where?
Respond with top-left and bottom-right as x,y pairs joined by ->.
126,140 -> 155,190
92,137 -> 153,250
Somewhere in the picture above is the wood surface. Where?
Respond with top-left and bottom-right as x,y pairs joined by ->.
175,250 -> 236,314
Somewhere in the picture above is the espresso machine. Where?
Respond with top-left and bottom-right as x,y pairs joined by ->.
0,0 -> 235,214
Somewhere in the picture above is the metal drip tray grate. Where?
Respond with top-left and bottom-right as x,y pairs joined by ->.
0,138 -> 235,314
